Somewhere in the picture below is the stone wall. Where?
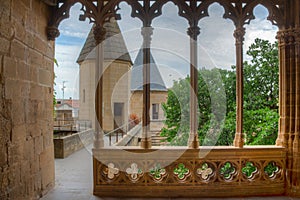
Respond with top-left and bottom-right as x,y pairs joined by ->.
79,60 -> 131,132
130,91 -> 167,131
54,129 -> 94,158
0,0 -> 55,199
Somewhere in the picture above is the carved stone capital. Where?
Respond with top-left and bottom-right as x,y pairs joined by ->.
233,27 -> 245,45
93,25 -> 107,45
141,26 -> 154,48
187,26 -> 200,40
47,26 -> 60,41
276,29 -> 296,46
294,28 -> 300,44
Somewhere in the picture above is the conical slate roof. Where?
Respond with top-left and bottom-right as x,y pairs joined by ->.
77,21 -> 132,64
131,48 -> 167,92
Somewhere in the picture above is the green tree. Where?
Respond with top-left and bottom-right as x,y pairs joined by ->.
161,38 -> 279,146
242,38 -> 279,145
244,38 -> 279,110
161,68 -> 233,146
53,59 -> 59,116
161,77 -> 190,144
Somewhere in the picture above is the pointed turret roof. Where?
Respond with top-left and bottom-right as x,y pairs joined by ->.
131,49 -> 167,92
77,20 -> 132,64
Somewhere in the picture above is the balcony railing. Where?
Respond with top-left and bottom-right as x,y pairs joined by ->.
93,146 -> 286,197
104,119 -> 139,146
53,119 -> 92,132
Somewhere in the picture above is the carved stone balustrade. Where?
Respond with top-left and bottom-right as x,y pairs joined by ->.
93,146 -> 286,197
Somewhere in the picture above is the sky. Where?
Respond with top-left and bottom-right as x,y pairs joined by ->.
54,2 -> 278,100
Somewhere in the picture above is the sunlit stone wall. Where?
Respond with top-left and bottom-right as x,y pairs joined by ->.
0,0 -> 55,199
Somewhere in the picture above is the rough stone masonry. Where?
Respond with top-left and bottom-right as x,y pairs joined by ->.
0,0 -> 55,199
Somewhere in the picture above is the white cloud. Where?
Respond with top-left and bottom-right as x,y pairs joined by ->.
198,6 -> 236,69
54,43 -> 84,100
244,19 -> 278,56
158,64 -> 188,88
57,3 -> 93,40
54,66 -> 80,99
54,3 -> 92,99
59,30 -> 88,39
55,44 -> 82,67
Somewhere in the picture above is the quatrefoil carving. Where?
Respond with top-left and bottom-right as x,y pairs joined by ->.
149,164 -> 167,181
197,163 -> 213,180
104,163 -> 119,179
264,161 -> 280,178
126,163 -> 143,181
174,163 -> 190,180
220,162 -> 236,180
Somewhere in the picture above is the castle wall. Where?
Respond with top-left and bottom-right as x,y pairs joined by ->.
0,0 -> 55,199
79,60 -> 95,128
130,91 -> 167,132
79,60 -> 131,133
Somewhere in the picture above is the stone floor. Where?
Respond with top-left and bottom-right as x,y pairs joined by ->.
42,145 -> 300,200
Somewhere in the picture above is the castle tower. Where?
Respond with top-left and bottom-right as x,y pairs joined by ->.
77,19 -> 132,132
130,48 -> 168,132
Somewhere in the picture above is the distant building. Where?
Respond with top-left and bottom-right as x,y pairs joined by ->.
130,48 -> 168,132
77,19 -> 167,133
77,19 -> 132,132
55,98 -> 79,120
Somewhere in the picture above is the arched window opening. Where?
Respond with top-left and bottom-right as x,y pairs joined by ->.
54,2 -> 91,145
151,2 -> 191,146
94,3 -> 143,146
51,1 -> 283,149
243,5 -> 279,145
106,2 -> 144,146
196,3 -> 236,146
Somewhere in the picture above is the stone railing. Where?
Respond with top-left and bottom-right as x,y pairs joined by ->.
55,129 -> 94,158
53,119 -> 92,132
115,123 -> 142,146
93,146 -> 286,197
104,120 -> 140,146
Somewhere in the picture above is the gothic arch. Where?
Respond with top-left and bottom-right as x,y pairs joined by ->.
47,0 -> 120,40
47,0 -> 284,41
241,0 -> 284,28
195,0 -> 284,28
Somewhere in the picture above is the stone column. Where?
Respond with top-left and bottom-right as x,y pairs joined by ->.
187,26 -> 200,149
93,24 -> 106,149
276,27 -> 300,195
276,30 -> 290,148
233,27 -> 245,148
140,26 -> 153,149
292,27 -> 300,195
276,29 -> 296,153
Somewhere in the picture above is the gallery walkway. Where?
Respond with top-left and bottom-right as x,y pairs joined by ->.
42,145 -> 300,200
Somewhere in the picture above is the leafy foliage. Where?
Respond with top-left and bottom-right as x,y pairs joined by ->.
243,108 -> 279,145
149,164 -> 166,180
264,162 -> 279,178
161,39 -> 279,146
242,162 -> 257,178
244,38 -> 279,110
197,163 -> 214,180
173,163 -> 190,180
53,59 -> 59,116
220,162 -> 236,180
